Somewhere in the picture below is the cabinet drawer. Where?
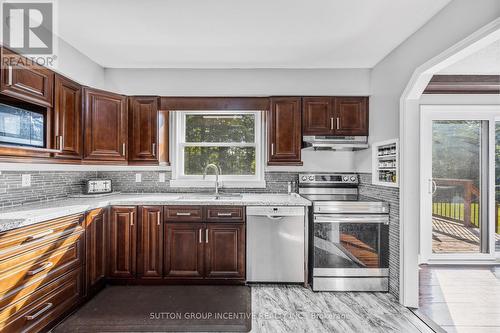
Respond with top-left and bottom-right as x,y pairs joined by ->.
0,214 -> 84,260
164,206 -> 203,222
206,206 -> 245,222
0,268 -> 82,333
0,237 -> 83,299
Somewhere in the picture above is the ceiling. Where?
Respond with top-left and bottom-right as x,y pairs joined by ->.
439,40 -> 500,74
58,0 -> 451,69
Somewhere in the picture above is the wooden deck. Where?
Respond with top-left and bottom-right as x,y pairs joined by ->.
432,217 -> 500,253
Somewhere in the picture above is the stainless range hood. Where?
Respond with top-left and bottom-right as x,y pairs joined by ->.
303,136 -> 369,151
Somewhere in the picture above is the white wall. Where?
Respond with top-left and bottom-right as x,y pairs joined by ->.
49,37 -> 106,89
103,68 -> 370,96
354,0 -> 500,174
362,0 -> 500,307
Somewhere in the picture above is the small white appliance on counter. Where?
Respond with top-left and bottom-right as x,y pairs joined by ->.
246,206 -> 306,283
84,179 -> 112,194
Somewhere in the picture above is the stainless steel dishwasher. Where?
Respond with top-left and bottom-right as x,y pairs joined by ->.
246,206 -> 306,283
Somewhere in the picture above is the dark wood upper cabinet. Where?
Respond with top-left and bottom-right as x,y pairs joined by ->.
0,48 -> 54,107
302,97 -> 333,135
108,206 -> 137,279
128,96 -> 158,164
333,97 -> 368,136
268,97 -> 302,166
83,88 -> 128,163
204,223 -> 245,280
138,206 -> 163,279
164,222 -> 204,279
53,75 -> 82,160
85,208 -> 107,297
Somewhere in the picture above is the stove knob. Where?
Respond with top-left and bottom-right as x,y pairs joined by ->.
343,176 -> 349,182
301,176 -> 307,181
308,176 -> 314,181
350,176 -> 357,182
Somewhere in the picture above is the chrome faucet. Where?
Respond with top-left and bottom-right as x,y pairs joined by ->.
203,163 -> 221,195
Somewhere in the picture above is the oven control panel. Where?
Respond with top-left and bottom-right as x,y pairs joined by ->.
298,173 -> 358,185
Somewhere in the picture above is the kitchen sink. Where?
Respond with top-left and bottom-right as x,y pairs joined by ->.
179,193 -> 243,201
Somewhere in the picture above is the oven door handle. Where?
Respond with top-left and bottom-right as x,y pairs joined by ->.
313,214 -> 389,225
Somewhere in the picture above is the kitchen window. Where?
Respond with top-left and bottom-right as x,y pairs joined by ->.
170,110 -> 265,187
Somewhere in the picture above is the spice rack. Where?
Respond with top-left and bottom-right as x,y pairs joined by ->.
372,139 -> 399,188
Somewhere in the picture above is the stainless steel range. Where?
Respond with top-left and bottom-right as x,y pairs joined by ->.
299,173 -> 390,292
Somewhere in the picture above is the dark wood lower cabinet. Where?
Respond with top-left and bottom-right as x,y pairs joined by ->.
164,223 -> 204,279
138,206 -> 163,279
85,208 -> 107,297
205,223 -> 245,279
108,206 -> 137,279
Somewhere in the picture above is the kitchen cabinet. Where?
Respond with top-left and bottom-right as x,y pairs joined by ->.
53,74 -> 82,160
83,88 -> 128,163
333,97 -> 369,136
138,206 -> 163,279
302,97 -> 333,135
0,47 -> 54,107
268,97 -> 302,165
302,96 -> 369,136
205,223 -> 245,279
108,206 -> 137,279
164,222 -> 205,279
85,208 -> 107,297
128,96 -> 159,164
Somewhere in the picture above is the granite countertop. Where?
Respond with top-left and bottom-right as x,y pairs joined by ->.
0,193 -> 311,232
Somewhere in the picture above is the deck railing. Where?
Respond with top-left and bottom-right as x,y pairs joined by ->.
431,178 -> 500,233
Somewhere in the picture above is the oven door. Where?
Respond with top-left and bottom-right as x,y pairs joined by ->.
312,214 -> 389,277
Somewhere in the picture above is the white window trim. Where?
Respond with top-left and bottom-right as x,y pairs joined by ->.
169,110 -> 266,188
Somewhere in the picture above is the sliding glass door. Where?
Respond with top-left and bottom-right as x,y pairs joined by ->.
421,106 -> 498,262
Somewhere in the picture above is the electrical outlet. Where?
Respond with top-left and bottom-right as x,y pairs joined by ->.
135,173 -> 142,183
159,173 -> 166,183
21,174 -> 31,187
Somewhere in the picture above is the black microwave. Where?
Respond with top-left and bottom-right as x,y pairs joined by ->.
0,101 -> 46,148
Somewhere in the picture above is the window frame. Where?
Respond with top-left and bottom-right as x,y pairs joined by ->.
170,110 -> 265,188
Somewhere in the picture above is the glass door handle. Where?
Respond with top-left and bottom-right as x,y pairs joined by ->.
428,179 -> 437,194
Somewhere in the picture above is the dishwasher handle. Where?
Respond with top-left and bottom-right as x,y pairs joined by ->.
265,215 -> 284,220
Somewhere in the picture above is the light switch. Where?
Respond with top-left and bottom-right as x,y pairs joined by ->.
159,173 -> 166,183
135,173 -> 142,183
21,174 -> 31,187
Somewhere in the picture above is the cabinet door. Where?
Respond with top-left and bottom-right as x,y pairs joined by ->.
302,97 -> 333,135
83,88 -> 128,162
137,206 -> 163,279
108,206 -> 137,279
85,208 -> 107,297
205,223 -> 245,279
268,97 -> 302,165
164,223 -> 204,279
0,48 -> 54,107
333,97 -> 369,136
53,75 -> 82,159
128,96 -> 158,164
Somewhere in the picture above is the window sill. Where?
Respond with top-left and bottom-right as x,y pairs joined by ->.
169,179 -> 266,189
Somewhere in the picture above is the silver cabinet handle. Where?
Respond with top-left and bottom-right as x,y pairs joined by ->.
130,212 -> 134,226
205,228 -> 209,243
217,212 -> 232,217
330,117 -> 334,130
152,143 -> 156,157
176,212 -> 191,216
26,303 -> 53,321
122,143 -> 126,156
7,65 -> 12,85
27,262 -> 53,276
336,117 -> 340,129
271,143 -> 274,156
157,211 -> 161,226
199,228 -> 202,243
28,229 -> 54,241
